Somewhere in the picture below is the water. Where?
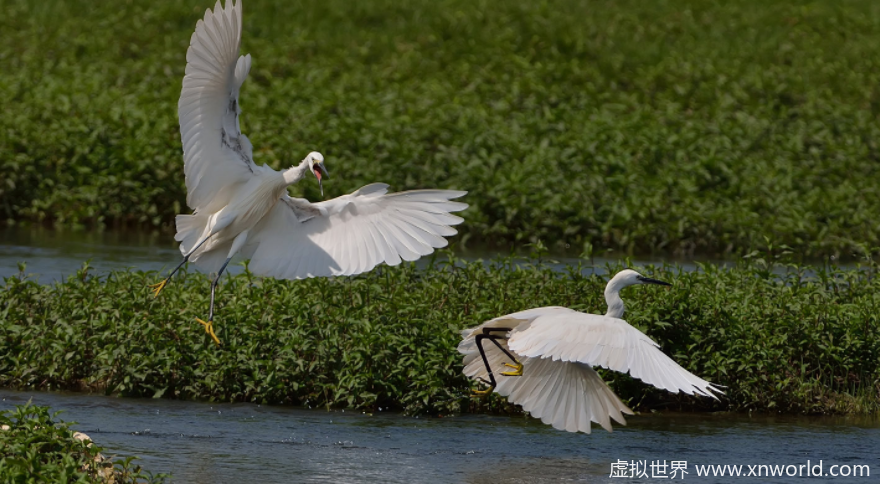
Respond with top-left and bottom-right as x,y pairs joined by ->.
0,226 -> 730,282
4,228 -> 872,482
0,226 -> 184,281
2,389 -> 877,483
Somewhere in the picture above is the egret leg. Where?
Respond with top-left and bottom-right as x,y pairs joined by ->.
491,341 -> 523,377
195,229 -> 248,346
196,256 -> 231,346
472,378 -> 494,396
149,234 -> 212,297
471,334 -> 497,397
470,327 -> 522,397
480,328 -> 522,376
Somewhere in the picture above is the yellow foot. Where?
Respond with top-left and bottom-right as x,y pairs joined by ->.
148,279 -> 168,298
195,318 -> 222,345
471,386 -> 493,397
500,362 -> 523,376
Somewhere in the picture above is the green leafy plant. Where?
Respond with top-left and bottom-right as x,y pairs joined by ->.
2,256 -> 879,416
0,402 -> 167,483
3,0 -> 880,258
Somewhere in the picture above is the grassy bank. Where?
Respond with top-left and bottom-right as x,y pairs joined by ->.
0,403 -> 166,483
3,0 -> 880,257
1,256 -> 879,416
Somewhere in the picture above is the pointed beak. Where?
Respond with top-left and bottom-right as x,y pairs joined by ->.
637,276 -> 672,286
313,162 -> 329,198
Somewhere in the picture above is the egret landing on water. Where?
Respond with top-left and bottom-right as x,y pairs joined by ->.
458,269 -> 723,434
150,0 -> 467,345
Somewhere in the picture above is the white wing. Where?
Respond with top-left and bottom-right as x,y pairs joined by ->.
459,315 -> 632,434
242,183 -> 467,279
506,310 -> 723,398
498,358 -> 633,433
179,0 -> 256,213
458,307 -> 573,342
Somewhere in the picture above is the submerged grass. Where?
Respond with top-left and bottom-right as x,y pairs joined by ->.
3,0 -> 880,257
0,402 -> 167,483
1,256 -> 879,416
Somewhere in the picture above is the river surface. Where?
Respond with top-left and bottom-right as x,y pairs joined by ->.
2,389 -> 877,483
0,226 -> 731,282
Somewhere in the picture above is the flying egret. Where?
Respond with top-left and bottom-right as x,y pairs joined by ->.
458,269 -> 723,434
150,0 -> 467,344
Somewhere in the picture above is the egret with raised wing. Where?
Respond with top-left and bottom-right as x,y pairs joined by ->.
458,269 -> 723,434
150,0 -> 467,345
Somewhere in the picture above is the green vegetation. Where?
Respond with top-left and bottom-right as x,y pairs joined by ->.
2,256 -> 879,416
0,402 -> 167,483
3,0 -> 880,257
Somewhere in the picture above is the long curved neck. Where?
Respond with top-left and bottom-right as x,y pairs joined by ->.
604,277 -> 627,319
281,158 -> 310,186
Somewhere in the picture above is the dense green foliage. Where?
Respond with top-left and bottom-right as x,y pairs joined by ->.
3,0 -> 880,256
0,403 -> 166,483
1,257 -> 879,416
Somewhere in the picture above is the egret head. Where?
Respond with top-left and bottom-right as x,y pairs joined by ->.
604,269 -> 671,319
607,269 -> 672,294
306,151 -> 329,197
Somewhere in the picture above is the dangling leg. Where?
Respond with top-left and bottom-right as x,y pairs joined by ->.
471,327 -> 522,397
485,336 -> 523,376
195,256 -> 231,346
482,327 -> 523,376
148,234 -> 212,297
472,334 -> 497,396
195,230 -> 248,346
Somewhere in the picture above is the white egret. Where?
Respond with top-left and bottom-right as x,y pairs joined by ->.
150,0 -> 468,344
458,269 -> 723,434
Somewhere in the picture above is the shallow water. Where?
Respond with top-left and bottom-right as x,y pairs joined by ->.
2,389 -> 877,483
0,226 -> 727,282
0,226 -> 183,281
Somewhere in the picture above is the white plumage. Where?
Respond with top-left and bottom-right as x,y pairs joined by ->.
459,270 -> 723,434
243,184 -> 466,279
152,0 -> 467,344
179,0 -> 253,214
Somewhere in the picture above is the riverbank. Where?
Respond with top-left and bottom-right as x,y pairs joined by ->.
0,402 -> 166,483
2,256 -> 878,416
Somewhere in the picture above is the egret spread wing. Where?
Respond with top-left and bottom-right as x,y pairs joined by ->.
507,312 -> 723,398
243,183 -> 467,279
179,0 -> 256,212
459,312 -> 632,434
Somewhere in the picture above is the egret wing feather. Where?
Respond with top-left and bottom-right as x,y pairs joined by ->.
179,0 -> 256,212
495,357 -> 632,434
506,311 -> 723,398
243,184 -> 467,280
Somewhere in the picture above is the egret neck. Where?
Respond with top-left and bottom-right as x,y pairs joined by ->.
604,273 -> 628,319
282,158 -> 311,186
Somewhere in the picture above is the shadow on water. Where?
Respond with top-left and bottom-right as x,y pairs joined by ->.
2,389 -> 878,483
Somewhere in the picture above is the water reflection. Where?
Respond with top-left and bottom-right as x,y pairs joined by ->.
1,389 -> 877,483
